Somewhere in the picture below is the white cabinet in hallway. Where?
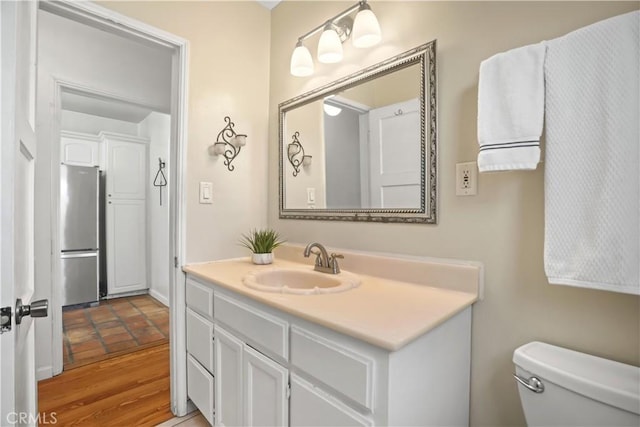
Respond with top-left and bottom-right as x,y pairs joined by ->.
60,131 -> 100,167
104,135 -> 147,200
106,199 -> 147,294
103,133 -> 149,296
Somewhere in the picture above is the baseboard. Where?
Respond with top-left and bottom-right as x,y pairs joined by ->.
37,365 -> 53,381
149,288 -> 169,307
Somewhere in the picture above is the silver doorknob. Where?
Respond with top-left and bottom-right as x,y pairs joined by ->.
15,298 -> 48,324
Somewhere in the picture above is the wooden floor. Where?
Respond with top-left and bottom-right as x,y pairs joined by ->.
39,342 -> 173,426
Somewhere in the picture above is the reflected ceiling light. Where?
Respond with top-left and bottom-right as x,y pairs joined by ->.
289,0 -> 381,77
352,2 -> 381,48
290,40 -> 314,77
323,104 -> 343,116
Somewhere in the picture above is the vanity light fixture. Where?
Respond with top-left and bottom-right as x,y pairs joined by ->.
210,116 -> 247,172
289,0 -> 381,77
287,131 -> 312,177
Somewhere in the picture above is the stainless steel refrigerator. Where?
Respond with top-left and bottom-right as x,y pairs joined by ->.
60,165 -> 100,307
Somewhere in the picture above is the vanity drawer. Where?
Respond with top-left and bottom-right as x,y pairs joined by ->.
214,291 -> 288,361
291,326 -> 374,411
186,308 -> 214,373
187,354 -> 214,426
186,277 -> 214,320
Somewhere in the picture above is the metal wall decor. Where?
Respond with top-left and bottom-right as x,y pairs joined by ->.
211,116 -> 247,172
153,157 -> 168,206
287,131 -> 312,177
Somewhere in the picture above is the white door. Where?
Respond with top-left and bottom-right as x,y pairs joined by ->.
243,345 -> 288,427
214,325 -> 244,427
367,98 -> 421,209
106,199 -> 147,294
1,1 -> 46,426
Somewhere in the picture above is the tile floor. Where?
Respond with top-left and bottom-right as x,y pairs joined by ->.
63,294 -> 169,369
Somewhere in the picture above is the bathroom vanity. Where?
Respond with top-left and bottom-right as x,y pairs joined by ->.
182,245 -> 481,426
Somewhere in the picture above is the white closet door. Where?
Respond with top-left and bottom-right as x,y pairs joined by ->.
106,139 -> 146,200
106,199 -> 147,294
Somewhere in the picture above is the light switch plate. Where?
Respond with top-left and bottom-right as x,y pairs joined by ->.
307,188 -> 316,204
199,182 -> 213,204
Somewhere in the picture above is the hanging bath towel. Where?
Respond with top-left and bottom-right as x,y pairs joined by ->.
477,42 -> 546,172
544,11 -> 640,295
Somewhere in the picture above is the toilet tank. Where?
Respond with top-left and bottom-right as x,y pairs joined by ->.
513,342 -> 640,427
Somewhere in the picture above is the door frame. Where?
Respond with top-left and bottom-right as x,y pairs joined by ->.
40,0 -> 190,416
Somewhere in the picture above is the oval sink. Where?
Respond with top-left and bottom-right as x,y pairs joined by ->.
242,267 -> 360,295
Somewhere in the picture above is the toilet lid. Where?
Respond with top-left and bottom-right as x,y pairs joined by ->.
513,341 -> 640,415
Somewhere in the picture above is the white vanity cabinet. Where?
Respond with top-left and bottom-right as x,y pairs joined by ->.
186,279 -> 215,425
214,326 -> 289,427
185,273 -> 474,427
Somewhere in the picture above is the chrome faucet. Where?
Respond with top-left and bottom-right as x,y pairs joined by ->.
303,242 -> 344,274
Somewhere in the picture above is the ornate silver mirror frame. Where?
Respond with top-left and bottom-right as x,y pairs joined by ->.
279,40 -> 437,224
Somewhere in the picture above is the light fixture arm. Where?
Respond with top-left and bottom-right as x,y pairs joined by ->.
296,1 -> 364,42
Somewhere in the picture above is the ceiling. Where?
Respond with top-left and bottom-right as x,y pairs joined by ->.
61,91 -> 154,123
257,1 -> 281,10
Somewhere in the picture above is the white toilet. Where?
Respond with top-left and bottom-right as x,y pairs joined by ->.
513,341 -> 640,426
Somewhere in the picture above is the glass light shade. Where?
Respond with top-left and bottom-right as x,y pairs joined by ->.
232,134 -> 247,147
290,43 -> 314,77
213,142 -> 226,155
302,155 -> 312,167
317,27 -> 343,64
352,7 -> 381,48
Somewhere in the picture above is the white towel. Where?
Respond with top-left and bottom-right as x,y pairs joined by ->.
477,42 -> 546,172
544,11 -> 639,295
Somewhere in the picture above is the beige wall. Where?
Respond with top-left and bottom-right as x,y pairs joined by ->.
268,2 -> 640,426
101,1 -> 271,263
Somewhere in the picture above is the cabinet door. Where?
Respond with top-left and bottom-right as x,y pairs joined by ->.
243,345 -> 288,427
61,136 -> 99,167
106,139 -> 146,200
106,199 -> 147,294
290,375 -> 371,427
214,325 -> 244,427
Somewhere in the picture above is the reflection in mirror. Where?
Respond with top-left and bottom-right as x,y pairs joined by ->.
279,41 -> 437,223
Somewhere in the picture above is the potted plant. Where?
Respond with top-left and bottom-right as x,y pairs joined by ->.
239,228 -> 285,265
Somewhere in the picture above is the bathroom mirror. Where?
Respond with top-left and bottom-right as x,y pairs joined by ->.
279,40 -> 437,223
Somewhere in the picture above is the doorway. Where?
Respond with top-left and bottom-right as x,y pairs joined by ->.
54,88 -> 173,370
33,0 -> 189,417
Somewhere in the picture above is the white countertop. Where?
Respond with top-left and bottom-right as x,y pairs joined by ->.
183,253 -> 480,351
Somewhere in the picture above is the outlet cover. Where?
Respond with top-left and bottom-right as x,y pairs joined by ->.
456,162 -> 478,196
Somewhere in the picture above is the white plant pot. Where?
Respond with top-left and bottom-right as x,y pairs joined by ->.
251,253 -> 273,265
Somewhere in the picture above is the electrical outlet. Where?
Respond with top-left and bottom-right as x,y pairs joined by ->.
456,162 -> 477,196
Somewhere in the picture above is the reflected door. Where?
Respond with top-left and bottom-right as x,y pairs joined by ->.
367,98 -> 421,208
